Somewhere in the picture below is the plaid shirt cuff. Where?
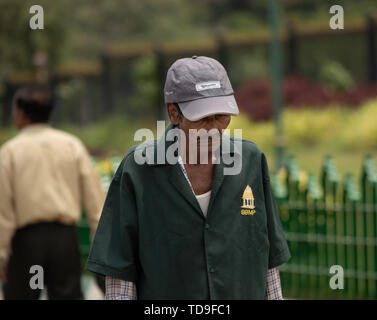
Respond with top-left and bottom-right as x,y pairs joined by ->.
265,267 -> 283,300
105,267 -> 283,300
105,276 -> 137,300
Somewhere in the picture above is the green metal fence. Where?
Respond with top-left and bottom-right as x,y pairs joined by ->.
77,155 -> 377,299
274,155 -> 377,299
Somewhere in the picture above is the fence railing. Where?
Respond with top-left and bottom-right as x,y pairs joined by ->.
274,155 -> 377,299
77,154 -> 377,299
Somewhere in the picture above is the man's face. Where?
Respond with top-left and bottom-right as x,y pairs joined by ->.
167,103 -> 231,155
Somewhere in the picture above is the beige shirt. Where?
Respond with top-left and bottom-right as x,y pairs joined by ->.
0,124 -> 106,267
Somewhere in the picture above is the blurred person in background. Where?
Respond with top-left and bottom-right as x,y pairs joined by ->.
0,85 -> 106,299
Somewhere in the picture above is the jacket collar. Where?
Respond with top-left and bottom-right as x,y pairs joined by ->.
142,123 -> 242,219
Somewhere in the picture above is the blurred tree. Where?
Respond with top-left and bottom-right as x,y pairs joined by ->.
1,0 -> 376,79
0,0 -> 66,78
0,0 -> 213,78
128,54 -> 159,117
0,1 -> 33,76
318,60 -> 354,92
54,0 -> 211,59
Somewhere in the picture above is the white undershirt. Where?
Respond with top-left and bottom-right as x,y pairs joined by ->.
177,154 -> 212,216
195,190 -> 212,217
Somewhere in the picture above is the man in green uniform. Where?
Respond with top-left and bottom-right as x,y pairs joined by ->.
86,56 -> 290,299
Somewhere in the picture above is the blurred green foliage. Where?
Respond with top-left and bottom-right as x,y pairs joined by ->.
229,99 -> 377,152
127,54 -> 159,116
229,48 -> 269,87
54,78 -> 85,124
318,60 -> 354,91
1,0 -> 376,76
0,0 -> 66,76
59,115 -> 155,157
228,99 -> 377,176
1,99 -> 376,178
0,0 -> 212,75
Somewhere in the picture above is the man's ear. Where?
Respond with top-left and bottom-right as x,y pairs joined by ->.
13,106 -> 31,129
12,104 -> 23,128
167,103 -> 180,125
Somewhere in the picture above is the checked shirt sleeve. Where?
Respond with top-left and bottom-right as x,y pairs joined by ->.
105,270 -> 283,300
265,267 -> 283,300
105,276 -> 137,300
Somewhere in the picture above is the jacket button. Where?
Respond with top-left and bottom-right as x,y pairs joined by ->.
205,223 -> 210,230
209,267 -> 215,273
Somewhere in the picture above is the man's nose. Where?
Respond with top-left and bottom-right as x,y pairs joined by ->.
202,116 -> 219,131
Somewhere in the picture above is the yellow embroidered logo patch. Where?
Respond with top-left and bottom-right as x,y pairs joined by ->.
241,185 -> 256,215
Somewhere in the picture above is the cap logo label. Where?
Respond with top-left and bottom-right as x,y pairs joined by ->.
195,81 -> 221,92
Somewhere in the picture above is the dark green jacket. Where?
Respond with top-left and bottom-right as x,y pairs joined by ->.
86,124 -> 290,299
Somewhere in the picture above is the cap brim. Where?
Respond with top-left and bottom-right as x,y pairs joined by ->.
178,95 -> 239,121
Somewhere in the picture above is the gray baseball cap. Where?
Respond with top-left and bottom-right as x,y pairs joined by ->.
164,56 -> 239,121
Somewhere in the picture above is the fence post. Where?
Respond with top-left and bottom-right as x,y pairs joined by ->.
269,0 -> 285,171
321,156 -> 339,271
272,172 -> 288,201
284,155 -> 301,297
343,174 -> 361,297
1,81 -> 13,126
285,156 -> 301,201
305,172 -> 322,299
101,54 -> 114,113
287,21 -> 298,75
155,49 -> 167,121
361,155 -> 377,298
49,75 -> 61,125
216,30 -> 228,71
366,14 -> 377,82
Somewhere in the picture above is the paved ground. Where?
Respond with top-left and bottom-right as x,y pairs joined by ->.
0,275 -> 105,300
